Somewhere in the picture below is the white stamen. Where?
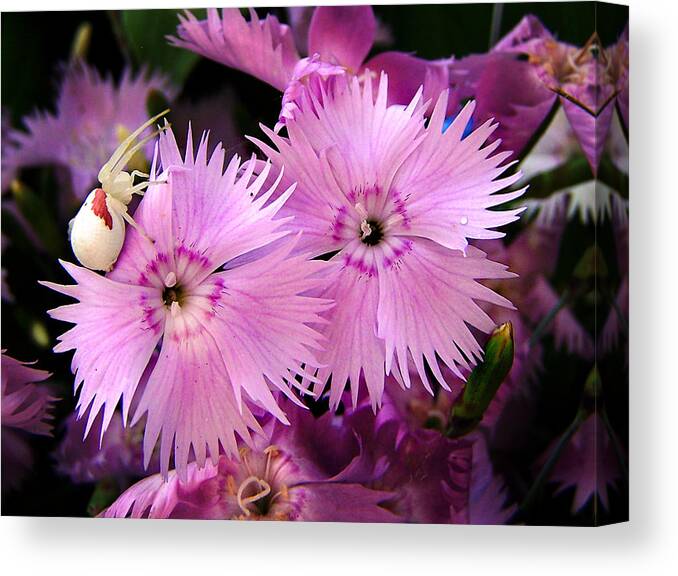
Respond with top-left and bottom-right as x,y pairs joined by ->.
360,220 -> 373,240
354,202 -> 368,220
164,271 -> 177,288
170,301 -> 181,317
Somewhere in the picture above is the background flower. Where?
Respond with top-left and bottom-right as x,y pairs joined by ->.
1,352 -> 57,491
4,62 -> 174,203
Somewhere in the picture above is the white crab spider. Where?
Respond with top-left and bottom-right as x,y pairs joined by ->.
69,109 -> 170,272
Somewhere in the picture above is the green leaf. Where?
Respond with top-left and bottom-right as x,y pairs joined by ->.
120,9 -> 205,86
447,322 -> 515,437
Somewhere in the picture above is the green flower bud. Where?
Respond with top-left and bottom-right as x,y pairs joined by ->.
447,322 -> 515,438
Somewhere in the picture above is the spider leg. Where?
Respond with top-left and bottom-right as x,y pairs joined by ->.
127,181 -> 151,198
130,170 -> 150,183
120,210 -> 154,244
104,127 -> 171,187
98,109 -> 169,183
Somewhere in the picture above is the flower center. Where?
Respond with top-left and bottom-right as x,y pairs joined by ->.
234,446 -> 289,519
162,272 -> 185,307
360,218 -> 384,246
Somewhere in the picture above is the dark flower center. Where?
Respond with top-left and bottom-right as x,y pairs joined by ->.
360,219 -> 384,246
162,285 -> 185,307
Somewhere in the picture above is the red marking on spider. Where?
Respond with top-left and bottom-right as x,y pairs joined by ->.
91,188 -> 113,230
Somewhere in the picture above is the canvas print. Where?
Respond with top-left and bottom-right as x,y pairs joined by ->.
0,2 -> 628,525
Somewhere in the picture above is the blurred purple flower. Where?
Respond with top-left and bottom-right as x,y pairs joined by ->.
55,410 -> 153,484
41,127 -> 332,479
1,352 -> 57,490
4,62 -> 174,201
250,75 -> 524,410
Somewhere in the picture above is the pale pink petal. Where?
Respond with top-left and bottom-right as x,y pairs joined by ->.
209,238 -> 333,417
393,97 -> 526,253
308,5 -> 376,71
170,8 -> 299,91
310,260 -> 384,409
131,323 -> 263,479
376,241 -> 515,390
101,460 -> 219,518
40,262 -> 164,434
275,53 -> 346,133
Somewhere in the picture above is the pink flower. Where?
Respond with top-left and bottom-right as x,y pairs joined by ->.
4,62 -> 174,200
170,7 -> 452,130
275,53 -> 345,133
42,127 -> 331,478
1,352 -> 57,490
250,75 -> 525,409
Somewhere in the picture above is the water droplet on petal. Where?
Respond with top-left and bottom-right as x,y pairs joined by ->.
460,216 -> 468,225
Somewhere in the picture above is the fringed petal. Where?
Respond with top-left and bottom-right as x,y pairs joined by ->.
170,8 -> 299,91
